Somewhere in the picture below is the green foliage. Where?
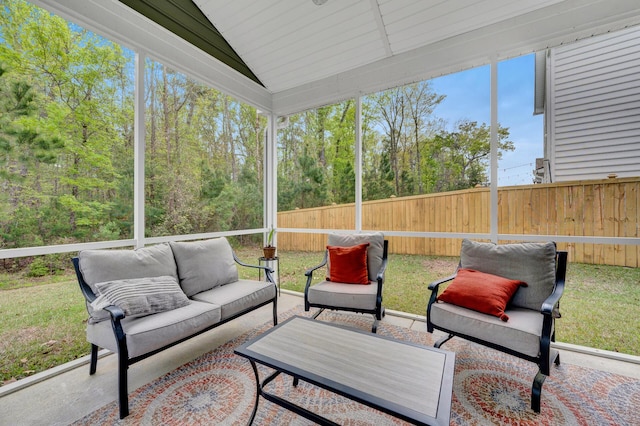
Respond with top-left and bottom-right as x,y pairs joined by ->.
26,258 -> 48,277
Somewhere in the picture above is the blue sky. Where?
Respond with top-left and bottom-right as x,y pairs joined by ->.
430,54 -> 543,186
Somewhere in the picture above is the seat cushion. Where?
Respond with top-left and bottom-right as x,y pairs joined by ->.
86,300 -> 221,358
327,232 -> 384,281
430,302 -> 546,358
307,280 -> 379,311
460,239 -> 557,311
191,279 -> 276,320
170,237 -> 239,296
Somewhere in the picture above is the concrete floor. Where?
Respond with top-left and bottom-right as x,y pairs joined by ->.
1,292 -> 638,426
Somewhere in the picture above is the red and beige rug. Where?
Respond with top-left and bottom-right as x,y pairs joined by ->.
72,307 -> 639,425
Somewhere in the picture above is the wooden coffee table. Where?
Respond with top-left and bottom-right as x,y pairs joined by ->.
234,316 -> 455,425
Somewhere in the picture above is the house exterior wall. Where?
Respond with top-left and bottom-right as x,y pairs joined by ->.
547,25 -> 640,182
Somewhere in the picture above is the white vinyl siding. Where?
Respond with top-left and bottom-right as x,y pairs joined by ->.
548,25 -> 640,181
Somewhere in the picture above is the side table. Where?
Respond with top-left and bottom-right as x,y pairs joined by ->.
258,256 -> 280,296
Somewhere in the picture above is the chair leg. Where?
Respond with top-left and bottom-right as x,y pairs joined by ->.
371,315 -> 379,333
89,344 -> 99,375
531,371 -> 546,413
311,308 -> 324,319
434,333 -> 454,348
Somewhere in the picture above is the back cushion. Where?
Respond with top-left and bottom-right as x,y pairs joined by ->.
170,237 -> 239,297
459,239 -> 557,311
327,232 -> 384,281
78,243 -> 178,295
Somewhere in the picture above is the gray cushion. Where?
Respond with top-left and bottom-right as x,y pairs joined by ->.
78,244 -> 179,323
170,237 -> 239,297
90,276 -> 190,318
86,300 -> 221,358
327,232 -> 385,281
78,243 -> 178,294
430,302 -> 545,358
459,239 -> 557,311
307,280 -> 379,311
191,279 -> 276,320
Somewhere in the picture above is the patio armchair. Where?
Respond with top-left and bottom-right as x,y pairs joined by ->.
304,232 -> 388,333
426,239 -> 567,413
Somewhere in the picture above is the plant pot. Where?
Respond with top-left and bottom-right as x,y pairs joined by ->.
263,246 -> 276,259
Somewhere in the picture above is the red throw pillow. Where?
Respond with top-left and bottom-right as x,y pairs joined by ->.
437,268 -> 527,321
326,243 -> 370,284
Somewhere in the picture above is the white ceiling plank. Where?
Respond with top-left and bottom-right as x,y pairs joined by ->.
273,0 -> 640,115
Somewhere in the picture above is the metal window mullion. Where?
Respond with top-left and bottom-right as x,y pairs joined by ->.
355,96 -> 363,232
490,58 -> 498,243
134,51 -> 146,249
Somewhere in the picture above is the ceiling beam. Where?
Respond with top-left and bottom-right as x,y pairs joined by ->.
117,0 -> 263,86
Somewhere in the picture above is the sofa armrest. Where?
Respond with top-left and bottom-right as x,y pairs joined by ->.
72,257 -> 97,303
232,251 -> 275,284
104,304 -> 125,321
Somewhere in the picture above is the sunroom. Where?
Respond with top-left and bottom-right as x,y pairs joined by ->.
1,0 -> 639,424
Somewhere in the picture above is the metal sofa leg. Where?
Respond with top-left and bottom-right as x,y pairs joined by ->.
272,298 -> 278,326
531,371 -> 546,413
118,354 -> 129,419
89,344 -> 99,375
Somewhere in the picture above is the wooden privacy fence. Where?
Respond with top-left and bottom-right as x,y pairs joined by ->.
277,177 -> 640,267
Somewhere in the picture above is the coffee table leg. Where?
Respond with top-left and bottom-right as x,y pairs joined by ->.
247,360 -> 260,425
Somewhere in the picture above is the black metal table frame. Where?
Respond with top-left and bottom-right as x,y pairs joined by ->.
235,316 -> 454,426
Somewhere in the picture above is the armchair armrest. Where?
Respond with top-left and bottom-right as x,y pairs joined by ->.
541,251 -> 567,316
427,272 -> 457,292
426,268 -> 458,333
303,251 -> 328,305
304,251 -> 328,278
376,255 -> 388,283
541,282 -> 564,316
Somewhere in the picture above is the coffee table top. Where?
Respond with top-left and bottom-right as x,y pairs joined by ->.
235,316 -> 455,425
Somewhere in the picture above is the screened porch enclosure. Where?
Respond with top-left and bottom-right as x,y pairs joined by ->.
1,0 -> 639,360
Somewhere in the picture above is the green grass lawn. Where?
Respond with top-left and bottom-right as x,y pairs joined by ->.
1,249 -> 638,385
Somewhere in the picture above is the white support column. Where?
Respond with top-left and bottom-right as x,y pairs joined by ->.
264,113 -> 278,245
134,51 -> 146,248
355,96 -> 363,232
490,57 -> 499,243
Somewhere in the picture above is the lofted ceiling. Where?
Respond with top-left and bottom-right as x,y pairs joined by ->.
50,0 -> 640,114
194,0 -> 569,93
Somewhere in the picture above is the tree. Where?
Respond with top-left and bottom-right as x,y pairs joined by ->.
431,120 -> 513,191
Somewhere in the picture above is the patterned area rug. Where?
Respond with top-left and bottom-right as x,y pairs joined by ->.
72,307 -> 640,425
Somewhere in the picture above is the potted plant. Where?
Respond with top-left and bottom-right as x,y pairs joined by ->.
263,227 -> 276,259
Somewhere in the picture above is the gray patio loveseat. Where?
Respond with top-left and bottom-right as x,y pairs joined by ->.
72,237 -> 278,419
